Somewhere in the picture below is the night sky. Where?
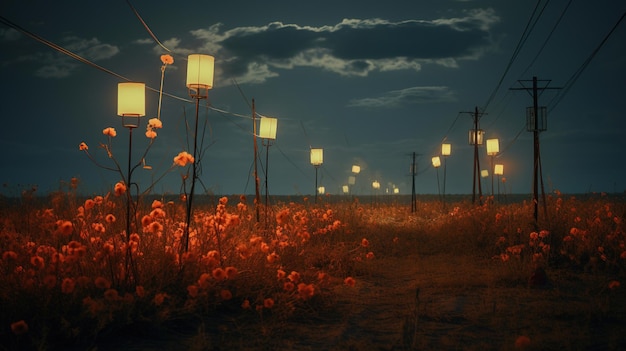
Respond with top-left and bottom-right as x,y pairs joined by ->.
1,0 -> 625,197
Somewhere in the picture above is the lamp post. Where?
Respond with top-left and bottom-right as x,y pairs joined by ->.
350,165 -> 360,195
184,54 -> 214,252
310,148 -> 323,203
372,180 -> 380,204
441,143 -> 451,208
117,82 -> 146,242
432,156 -> 441,204
494,163 -> 504,202
258,116 -> 277,208
486,138 -> 499,198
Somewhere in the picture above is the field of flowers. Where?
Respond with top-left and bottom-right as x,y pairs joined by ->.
1,186 -> 625,350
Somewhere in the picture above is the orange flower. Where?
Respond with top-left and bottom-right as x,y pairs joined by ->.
145,130 -> 157,139
94,276 -> 111,290
266,252 -> 279,263
288,271 -> 301,283
241,299 -> 251,309
105,214 -> 116,223
114,182 -> 126,196
608,280 -> 620,290
344,277 -> 356,287
153,292 -> 168,306
135,285 -> 146,298
61,278 -> 76,294
514,335 -> 531,349
104,288 -> 119,301
361,238 -> 369,247
187,285 -> 199,298
220,289 -> 233,300
160,54 -> 174,65
2,251 -> 18,261
79,142 -> 88,150
102,127 -> 117,137
10,320 -> 29,335
283,281 -> 295,292
263,298 -> 274,309
297,283 -> 315,300
212,267 -> 226,281
30,255 -> 45,270
84,198 -> 95,210
173,151 -> 194,167
225,266 -> 238,279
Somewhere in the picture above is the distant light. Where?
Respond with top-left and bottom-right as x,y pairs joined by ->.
258,117 -> 278,140
186,54 -> 214,97
486,138 -> 499,156
441,143 -> 451,156
494,164 -> 504,176
372,180 -> 380,189
310,148 -> 323,166
342,185 -> 349,194
481,169 -> 489,178
468,129 -> 484,145
393,187 -> 399,194
352,165 -> 361,174
432,156 -> 441,168
317,186 -> 325,195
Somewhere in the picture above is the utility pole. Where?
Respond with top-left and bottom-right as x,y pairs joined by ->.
410,152 -> 419,213
252,99 -> 260,223
511,76 -> 560,224
461,106 -> 486,205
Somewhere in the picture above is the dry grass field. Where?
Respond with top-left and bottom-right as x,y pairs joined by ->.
1,189 -> 625,350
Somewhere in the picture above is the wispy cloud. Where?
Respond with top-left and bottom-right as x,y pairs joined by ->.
347,86 -> 457,108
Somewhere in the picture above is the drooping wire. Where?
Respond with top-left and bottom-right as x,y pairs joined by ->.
482,0 -> 546,112
520,0 -> 573,78
547,11 -> 626,112
125,0 -> 172,53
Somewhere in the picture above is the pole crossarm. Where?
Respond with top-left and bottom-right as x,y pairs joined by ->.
510,76 -> 561,225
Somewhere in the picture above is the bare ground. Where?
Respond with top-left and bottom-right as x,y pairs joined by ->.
91,252 -> 626,351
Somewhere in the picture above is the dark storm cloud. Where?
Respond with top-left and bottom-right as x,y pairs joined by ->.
324,21 -> 487,60
197,9 -> 500,82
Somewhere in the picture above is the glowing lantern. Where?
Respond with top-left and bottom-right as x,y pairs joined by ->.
118,82 -> 145,127
186,54 -> 214,98
310,148 -> 323,166
352,165 -> 361,174
486,138 -> 499,156
432,156 -> 441,168
441,143 -> 451,156
258,117 -> 278,140
494,164 -> 504,176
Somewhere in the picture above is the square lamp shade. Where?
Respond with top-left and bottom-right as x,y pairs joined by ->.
310,148 -> 323,166
486,138 -> 500,156
372,181 -> 380,189
494,164 -> 504,176
348,175 -> 356,185
431,156 -> 441,168
258,117 -> 278,140
117,82 -> 145,117
342,185 -> 350,194
352,165 -> 361,174
441,143 -> 451,156
469,129 -> 485,145
481,169 -> 489,178
186,54 -> 215,96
